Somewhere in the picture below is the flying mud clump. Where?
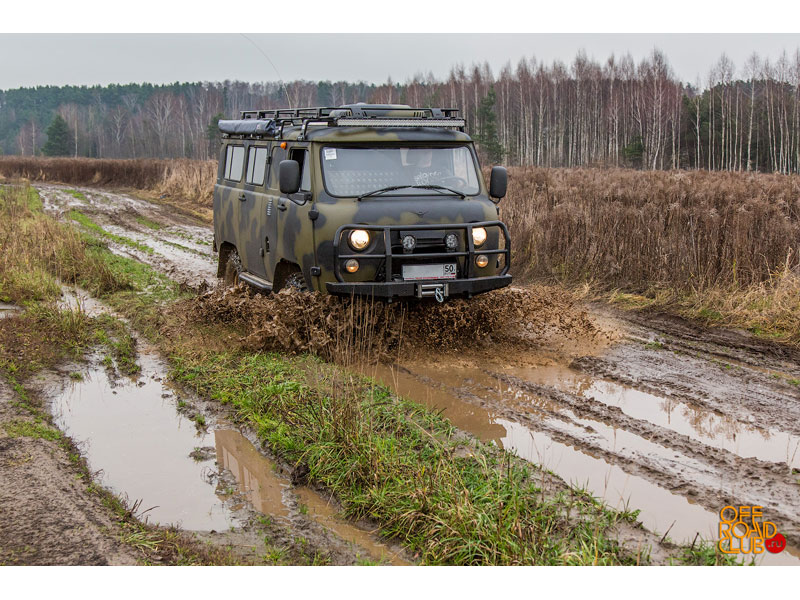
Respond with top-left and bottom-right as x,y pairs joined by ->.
182,284 -> 602,362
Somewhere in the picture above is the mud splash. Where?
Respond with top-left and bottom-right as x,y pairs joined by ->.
182,284 -> 605,362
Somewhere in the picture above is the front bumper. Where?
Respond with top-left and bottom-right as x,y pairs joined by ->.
326,274 -> 512,300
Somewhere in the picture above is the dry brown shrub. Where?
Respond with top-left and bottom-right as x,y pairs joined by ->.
0,156 -> 215,205
176,284 -> 598,363
501,167 -> 800,292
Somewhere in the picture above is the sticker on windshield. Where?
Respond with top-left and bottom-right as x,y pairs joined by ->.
324,148 -> 337,160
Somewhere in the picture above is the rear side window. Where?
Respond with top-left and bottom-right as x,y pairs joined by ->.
246,146 -> 269,186
224,145 -> 245,181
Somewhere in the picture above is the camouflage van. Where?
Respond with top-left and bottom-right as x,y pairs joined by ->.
213,104 -> 511,302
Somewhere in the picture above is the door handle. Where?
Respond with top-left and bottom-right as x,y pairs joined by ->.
277,198 -> 288,211
238,193 -> 247,201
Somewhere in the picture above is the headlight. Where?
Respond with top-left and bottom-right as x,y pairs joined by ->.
472,227 -> 487,247
475,255 -> 489,268
345,259 -> 360,273
349,229 -> 370,251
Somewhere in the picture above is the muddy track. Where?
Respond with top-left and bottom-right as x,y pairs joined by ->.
36,184 -> 217,288
34,184 -> 800,565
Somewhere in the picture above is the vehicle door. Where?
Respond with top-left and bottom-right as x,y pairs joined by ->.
262,144 -> 315,283
274,145 -> 315,281
238,143 -> 271,279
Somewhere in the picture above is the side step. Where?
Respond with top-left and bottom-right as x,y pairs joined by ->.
238,272 -> 273,293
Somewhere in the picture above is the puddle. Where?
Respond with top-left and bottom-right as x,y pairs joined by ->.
367,361 -> 800,565
49,352 -> 235,531
214,429 -> 408,565
0,302 -> 22,319
47,345 -> 405,562
506,364 -> 800,470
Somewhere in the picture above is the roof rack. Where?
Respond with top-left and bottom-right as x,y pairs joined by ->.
219,104 -> 466,139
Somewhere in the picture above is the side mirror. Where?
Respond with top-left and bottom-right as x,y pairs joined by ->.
279,160 -> 301,195
489,166 -> 507,200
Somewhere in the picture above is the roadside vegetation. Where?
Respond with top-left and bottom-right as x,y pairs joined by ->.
4,158 -> 799,343
0,184 -> 237,565
2,182 -> 737,565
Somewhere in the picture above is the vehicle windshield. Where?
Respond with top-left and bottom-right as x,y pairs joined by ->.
320,146 -> 481,197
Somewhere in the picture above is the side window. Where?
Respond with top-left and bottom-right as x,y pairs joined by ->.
269,146 -> 287,189
246,146 -> 269,186
224,145 -> 245,182
290,148 -> 311,191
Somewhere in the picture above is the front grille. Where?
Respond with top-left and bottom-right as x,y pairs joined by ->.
332,221 -> 511,283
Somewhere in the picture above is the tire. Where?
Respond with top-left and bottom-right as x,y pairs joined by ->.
223,248 -> 242,287
284,270 -> 308,292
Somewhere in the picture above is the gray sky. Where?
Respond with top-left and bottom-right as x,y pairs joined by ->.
1,33 -> 799,90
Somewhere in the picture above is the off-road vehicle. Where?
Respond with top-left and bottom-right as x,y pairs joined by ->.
213,104 -> 511,302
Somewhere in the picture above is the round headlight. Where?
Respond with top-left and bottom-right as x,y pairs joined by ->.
472,227 -> 487,247
349,229 -> 370,251
345,259 -> 360,273
475,254 -> 489,268
444,233 -> 458,250
402,235 -> 416,253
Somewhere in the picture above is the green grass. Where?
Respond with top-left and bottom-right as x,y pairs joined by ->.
68,209 -> 154,255
4,419 -> 63,441
171,352 -> 639,565
134,215 -> 163,230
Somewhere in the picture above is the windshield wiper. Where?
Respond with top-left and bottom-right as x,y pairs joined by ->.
358,184 -> 465,200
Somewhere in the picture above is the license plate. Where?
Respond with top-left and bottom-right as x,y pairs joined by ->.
402,263 -> 457,281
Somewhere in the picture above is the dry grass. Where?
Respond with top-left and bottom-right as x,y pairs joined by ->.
0,156 -> 215,205
501,167 -> 800,291
0,186 -> 130,303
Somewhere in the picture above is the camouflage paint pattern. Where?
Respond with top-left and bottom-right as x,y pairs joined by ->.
213,118 -> 511,297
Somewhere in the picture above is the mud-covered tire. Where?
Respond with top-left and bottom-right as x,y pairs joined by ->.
284,270 -> 308,292
223,248 -> 242,287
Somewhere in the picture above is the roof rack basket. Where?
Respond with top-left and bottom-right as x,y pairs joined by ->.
220,104 -> 466,139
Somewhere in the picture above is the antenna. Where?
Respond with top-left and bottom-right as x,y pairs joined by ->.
239,33 -> 293,109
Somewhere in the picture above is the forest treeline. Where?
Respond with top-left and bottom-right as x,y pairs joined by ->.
3,48 -> 800,173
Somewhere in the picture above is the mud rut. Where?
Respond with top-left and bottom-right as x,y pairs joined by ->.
37,184 -> 800,565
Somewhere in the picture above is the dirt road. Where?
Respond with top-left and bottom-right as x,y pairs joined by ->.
34,184 -> 800,565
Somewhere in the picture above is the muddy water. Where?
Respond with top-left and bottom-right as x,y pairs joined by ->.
0,303 -> 22,319
506,364 -> 800,470
368,359 -> 800,566
49,352 -> 236,531
215,429 -> 407,565
47,344 -> 403,562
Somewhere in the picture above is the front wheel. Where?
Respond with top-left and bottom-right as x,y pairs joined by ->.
284,270 -> 308,292
222,248 -> 242,287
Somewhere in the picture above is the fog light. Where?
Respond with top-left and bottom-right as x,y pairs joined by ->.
345,259 -> 360,273
402,235 -> 416,254
444,233 -> 458,251
475,255 -> 489,268
472,227 -> 487,247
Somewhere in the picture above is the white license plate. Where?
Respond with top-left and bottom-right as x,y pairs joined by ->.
402,263 -> 457,281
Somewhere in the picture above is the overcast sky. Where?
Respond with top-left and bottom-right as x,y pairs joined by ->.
1,33 -> 799,90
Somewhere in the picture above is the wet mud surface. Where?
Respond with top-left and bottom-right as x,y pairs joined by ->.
21,185 -> 800,565
35,184 -> 217,288
41,328 -> 407,564
0,377 -> 140,565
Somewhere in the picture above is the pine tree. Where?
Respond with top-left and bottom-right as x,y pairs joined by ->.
41,115 -> 72,156
476,85 -> 504,164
